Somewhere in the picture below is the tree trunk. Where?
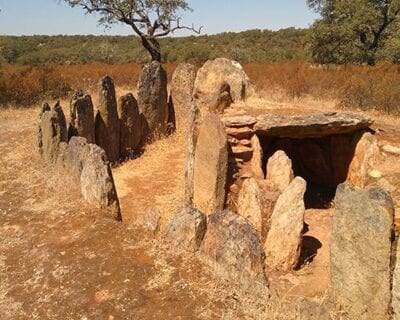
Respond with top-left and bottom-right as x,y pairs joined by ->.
141,36 -> 161,62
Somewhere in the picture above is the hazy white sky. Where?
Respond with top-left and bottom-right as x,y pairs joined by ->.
0,0 -> 318,36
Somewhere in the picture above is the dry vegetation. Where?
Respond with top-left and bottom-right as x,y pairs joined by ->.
1,61 -> 400,115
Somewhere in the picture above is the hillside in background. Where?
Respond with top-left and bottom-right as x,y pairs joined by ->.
0,28 -> 308,65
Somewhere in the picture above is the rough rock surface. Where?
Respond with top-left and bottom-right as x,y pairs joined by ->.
222,115 -> 257,128
251,135 -> 264,179
171,63 -> 196,126
383,144 -> 400,155
331,183 -> 394,320
209,82 -> 233,114
393,238 -> 400,320
95,76 -> 120,162
67,136 -> 89,178
264,177 -> 306,272
255,112 -> 373,138
193,58 -> 253,116
237,178 -> 272,236
37,102 -> 68,162
134,209 -> 161,234
200,210 -> 268,296
80,143 -> 121,220
266,150 -> 294,193
193,114 -> 228,215
68,92 -> 95,143
137,61 -> 168,136
117,93 -> 142,159
184,104 -> 200,206
167,207 -> 207,252
347,131 -> 379,188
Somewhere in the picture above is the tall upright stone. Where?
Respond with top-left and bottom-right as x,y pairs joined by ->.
184,104 -> 200,206
237,178 -> 264,236
171,63 -> 196,127
95,76 -> 120,163
266,150 -> 294,193
193,114 -> 228,215
251,135 -> 264,179
331,183 -> 394,320
68,91 -> 95,143
264,177 -> 306,272
347,131 -> 379,188
117,93 -> 142,159
37,102 -> 68,163
137,61 -> 168,137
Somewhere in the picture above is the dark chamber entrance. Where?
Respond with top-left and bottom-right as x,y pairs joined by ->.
259,133 -> 361,209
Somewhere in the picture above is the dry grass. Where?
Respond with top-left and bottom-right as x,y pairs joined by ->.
1,61 -> 400,116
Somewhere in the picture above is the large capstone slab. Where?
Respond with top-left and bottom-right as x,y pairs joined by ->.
254,112 -> 373,138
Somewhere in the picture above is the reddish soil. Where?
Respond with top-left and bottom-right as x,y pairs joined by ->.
1,102 -> 399,319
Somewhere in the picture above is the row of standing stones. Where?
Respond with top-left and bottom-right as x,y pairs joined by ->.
36,56 -> 400,318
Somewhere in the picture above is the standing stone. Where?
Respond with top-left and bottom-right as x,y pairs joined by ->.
184,104 -> 200,206
80,143 -> 121,221
237,178 -> 264,236
95,76 -> 120,163
137,61 -> 168,137
347,131 -> 379,188
171,63 -> 196,127
36,102 -> 51,150
393,239 -> 400,320
68,92 -> 95,143
266,150 -> 294,193
193,114 -> 228,215
331,183 -> 394,320
117,93 -> 142,159
37,102 -> 68,163
200,210 -> 268,296
251,135 -> 264,179
166,207 -> 207,252
193,58 -> 254,116
264,177 -> 306,272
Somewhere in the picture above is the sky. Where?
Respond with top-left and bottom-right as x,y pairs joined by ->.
0,0 -> 319,36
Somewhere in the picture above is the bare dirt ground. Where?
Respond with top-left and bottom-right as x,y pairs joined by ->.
1,96 -> 399,319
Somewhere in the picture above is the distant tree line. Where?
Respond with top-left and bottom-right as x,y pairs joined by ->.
0,28 -> 309,66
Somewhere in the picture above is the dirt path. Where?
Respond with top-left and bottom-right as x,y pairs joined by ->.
113,131 -> 186,231
0,110 -> 253,320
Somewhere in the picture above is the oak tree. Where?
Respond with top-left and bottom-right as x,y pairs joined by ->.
307,0 -> 400,65
64,0 -> 201,62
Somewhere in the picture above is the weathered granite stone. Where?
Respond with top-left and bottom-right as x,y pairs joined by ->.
37,102 -> 68,163
331,183 -> 394,320
95,76 -> 120,162
68,91 -> 95,143
193,114 -> 228,214
137,61 -> 168,137
200,210 -> 269,296
264,177 -> 306,271
255,112 -> 373,138
167,207 -> 207,252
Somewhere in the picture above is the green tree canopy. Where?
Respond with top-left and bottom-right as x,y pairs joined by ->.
307,0 -> 400,65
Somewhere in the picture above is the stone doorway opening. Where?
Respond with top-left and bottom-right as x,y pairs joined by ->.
259,133 -> 358,209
